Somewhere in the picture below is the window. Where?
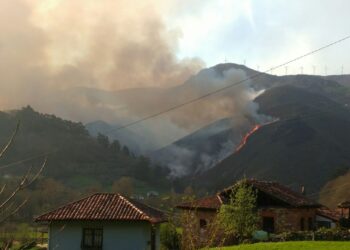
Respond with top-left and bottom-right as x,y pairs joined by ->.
300,218 -> 305,231
308,217 -> 313,231
199,219 -> 207,228
82,228 -> 103,249
262,217 -> 275,233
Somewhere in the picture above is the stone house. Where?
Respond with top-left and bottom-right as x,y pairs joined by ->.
316,207 -> 340,228
337,201 -> 350,219
177,179 -> 325,234
35,193 -> 166,250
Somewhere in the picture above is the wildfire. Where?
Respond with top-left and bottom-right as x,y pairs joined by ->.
235,124 -> 262,153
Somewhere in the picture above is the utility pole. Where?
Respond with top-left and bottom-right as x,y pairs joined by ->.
341,65 -> 344,75
285,66 -> 288,75
312,65 -> 316,75
300,66 -> 304,74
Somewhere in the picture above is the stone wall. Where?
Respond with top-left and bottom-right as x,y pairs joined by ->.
259,207 -> 317,233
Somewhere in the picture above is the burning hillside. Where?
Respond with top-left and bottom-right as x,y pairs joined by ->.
235,125 -> 262,152
235,120 -> 278,153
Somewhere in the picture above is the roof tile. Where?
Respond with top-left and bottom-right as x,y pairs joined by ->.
35,193 -> 166,223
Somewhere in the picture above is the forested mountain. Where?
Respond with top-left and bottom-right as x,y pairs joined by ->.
0,106 -> 169,191
0,106 -> 172,221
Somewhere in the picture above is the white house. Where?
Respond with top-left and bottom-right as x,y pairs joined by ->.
35,193 -> 166,250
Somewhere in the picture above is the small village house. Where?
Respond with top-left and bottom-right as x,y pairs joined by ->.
316,207 -> 340,229
337,201 -> 350,219
35,193 -> 166,250
177,179 -> 338,235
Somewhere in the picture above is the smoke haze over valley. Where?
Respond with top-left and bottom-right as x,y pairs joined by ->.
2,0 -> 350,215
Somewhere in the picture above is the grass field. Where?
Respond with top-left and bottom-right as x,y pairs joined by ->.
211,241 -> 350,250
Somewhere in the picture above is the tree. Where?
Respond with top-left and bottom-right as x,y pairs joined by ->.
160,222 -> 181,250
96,133 -> 109,148
110,140 -> 121,153
122,146 -> 130,156
218,180 -> 258,242
111,177 -> 134,196
0,123 -> 46,224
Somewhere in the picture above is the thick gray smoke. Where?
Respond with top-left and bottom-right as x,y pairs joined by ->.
149,68 -> 273,176
0,0 -> 270,158
0,0 -> 203,119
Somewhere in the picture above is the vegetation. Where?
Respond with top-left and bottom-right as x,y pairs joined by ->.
319,170 -> 350,208
209,241 -> 350,250
0,106 -> 171,223
218,181 -> 258,242
160,223 -> 181,250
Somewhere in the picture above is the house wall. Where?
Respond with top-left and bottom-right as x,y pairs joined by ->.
315,215 -> 337,228
259,207 -> 317,233
180,207 -> 318,236
48,221 -> 160,250
337,208 -> 350,218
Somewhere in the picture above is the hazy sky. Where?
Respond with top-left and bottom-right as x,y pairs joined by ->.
1,0 -> 350,118
168,0 -> 350,75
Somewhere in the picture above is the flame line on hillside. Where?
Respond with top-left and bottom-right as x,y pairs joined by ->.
235,119 -> 278,153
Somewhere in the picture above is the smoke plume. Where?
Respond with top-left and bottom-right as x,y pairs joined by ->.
0,0 -> 203,117
0,0 -> 269,153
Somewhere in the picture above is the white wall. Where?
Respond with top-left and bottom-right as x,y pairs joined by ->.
48,221 -> 161,250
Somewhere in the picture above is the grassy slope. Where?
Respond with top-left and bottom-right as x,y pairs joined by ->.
211,241 -> 350,250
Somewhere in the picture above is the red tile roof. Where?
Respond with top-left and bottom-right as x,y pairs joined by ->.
35,193 -> 166,223
177,179 -> 320,210
317,207 -> 341,222
220,179 -> 320,208
338,201 -> 350,208
176,195 -> 222,210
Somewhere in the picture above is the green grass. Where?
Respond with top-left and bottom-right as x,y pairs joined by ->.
211,241 -> 350,250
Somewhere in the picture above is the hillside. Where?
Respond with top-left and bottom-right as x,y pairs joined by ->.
85,120 -> 156,155
319,170 -> 350,208
143,65 -> 350,178
82,64 -> 350,156
150,117 -> 256,177
0,106 -> 169,190
195,85 -> 350,193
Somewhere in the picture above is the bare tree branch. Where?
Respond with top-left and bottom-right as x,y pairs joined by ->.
0,122 -> 19,159
0,158 -> 46,210
0,184 -> 6,196
0,122 -> 47,226
0,199 -> 28,225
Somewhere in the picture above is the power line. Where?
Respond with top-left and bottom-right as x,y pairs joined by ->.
108,35 -> 350,132
0,151 -> 55,170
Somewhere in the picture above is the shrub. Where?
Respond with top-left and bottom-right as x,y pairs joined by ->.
272,228 -> 350,242
160,223 -> 181,250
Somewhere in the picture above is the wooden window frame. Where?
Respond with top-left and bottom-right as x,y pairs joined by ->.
82,228 -> 103,250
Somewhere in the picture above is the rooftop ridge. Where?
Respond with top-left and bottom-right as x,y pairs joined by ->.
35,193 -> 165,223
118,194 -> 150,220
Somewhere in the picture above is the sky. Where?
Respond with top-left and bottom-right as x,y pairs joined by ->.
0,0 -> 350,121
52,0 -> 350,76
169,0 -> 350,75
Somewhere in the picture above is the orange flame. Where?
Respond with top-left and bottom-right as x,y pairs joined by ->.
235,124 -> 261,153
